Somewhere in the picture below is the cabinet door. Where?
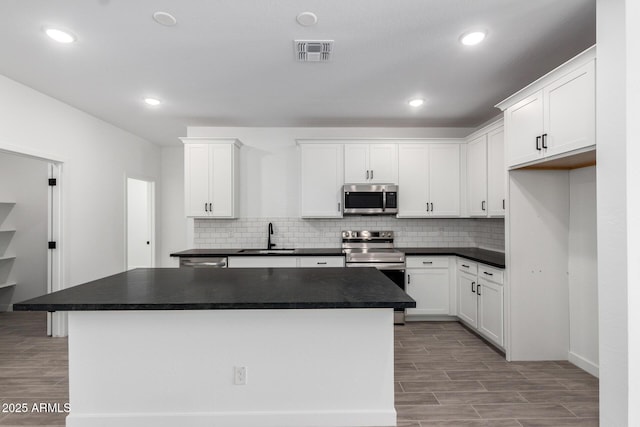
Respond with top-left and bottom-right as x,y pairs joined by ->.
544,61 -> 595,158
505,91 -> 544,167
467,135 -> 488,217
457,271 -> 478,328
487,128 -> 506,217
429,144 -> 460,217
184,144 -> 211,217
369,144 -> 398,183
300,144 -> 344,218
405,268 -> 450,316
478,279 -> 504,347
397,144 -> 429,217
344,144 -> 370,183
210,144 -> 234,217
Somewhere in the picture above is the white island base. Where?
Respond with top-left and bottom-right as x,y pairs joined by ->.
66,308 -> 396,427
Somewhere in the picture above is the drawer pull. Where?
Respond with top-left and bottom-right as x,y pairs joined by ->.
422,261 -> 433,265
461,264 -> 469,268
317,262 -> 327,265
483,271 -> 494,276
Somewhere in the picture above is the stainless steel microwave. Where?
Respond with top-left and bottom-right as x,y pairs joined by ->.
342,184 -> 398,215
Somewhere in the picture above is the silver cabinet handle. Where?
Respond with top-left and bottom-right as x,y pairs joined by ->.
204,203 -> 208,212
461,264 -> 469,268
371,169 -> 374,180
426,202 -> 430,212
407,274 -> 411,284
542,133 -> 548,149
471,281 -> 476,293
482,201 -> 486,211
366,170 -> 369,180
317,262 -> 327,265
423,261 -> 433,264
182,261 -> 226,267
338,202 -> 341,212
477,284 -> 482,296
209,203 -> 212,212
431,202 -> 434,212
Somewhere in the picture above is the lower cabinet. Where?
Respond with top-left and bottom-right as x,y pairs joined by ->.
456,259 -> 504,347
228,256 -> 344,268
405,256 -> 455,318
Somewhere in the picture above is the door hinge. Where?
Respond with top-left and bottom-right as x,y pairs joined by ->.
48,178 -> 57,186
48,241 -> 57,249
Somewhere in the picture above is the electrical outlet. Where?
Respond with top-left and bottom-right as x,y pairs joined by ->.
234,366 -> 247,385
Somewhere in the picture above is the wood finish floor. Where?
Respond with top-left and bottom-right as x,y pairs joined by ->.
0,312 -> 599,426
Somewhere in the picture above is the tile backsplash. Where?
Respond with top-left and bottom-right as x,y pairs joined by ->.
194,217 -> 505,252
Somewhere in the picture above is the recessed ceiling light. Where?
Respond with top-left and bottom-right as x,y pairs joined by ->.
460,31 -> 487,46
44,28 -> 76,44
408,98 -> 425,108
296,12 -> 318,26
144,98 -> 161,106
153,11 -> 177,27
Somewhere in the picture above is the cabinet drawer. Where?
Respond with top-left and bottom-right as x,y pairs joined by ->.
228,256 -> 298,268
299,257 -> 345,268
457,259 -> 478,275
478,265 -> 504,284
406,256 -> 449,269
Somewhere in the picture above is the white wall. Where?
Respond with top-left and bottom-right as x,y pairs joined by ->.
160,146 -> 185,267
0,74 -> 161,294
568,166 -> 598,375
596,1 -> 640,425
0,153 -> 48,310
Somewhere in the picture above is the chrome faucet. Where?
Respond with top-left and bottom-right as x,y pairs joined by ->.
267,222 -> 276,250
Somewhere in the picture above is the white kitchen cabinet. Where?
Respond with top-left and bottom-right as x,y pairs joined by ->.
467,135 -> 488,217
298,256 -> 345,268
398,143 -> 460,217
182,138 -> 241,218
298,143 -> 344,218
344,143 -> 397,184
456,258 -> 504,348
466,122 -> 505,218
502,57 -> 595,168
457,264 -> 478,328
405,256 -> 454,318
477,277 -> 504,346
487,128 -> 506,216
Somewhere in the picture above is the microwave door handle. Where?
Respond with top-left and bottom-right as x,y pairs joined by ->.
382,189 -> 386,212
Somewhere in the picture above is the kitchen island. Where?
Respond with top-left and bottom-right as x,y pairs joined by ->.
14,267 -> 415,427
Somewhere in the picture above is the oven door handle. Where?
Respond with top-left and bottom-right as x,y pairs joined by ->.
345,263 -> 405,270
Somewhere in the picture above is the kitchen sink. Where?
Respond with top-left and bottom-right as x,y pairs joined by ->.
238,249 -> 296,254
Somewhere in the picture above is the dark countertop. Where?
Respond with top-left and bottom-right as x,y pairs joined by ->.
13,268 -> 416,312
399,247 -> 505,269
171,247 -> 505,268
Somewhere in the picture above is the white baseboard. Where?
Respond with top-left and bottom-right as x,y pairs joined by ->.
568,351 -> 599,377
66,410 -> 397,427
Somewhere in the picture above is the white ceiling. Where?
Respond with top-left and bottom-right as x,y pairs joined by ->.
0,0 -> 595,146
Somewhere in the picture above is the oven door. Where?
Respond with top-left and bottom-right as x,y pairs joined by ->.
346,263 -> 406,324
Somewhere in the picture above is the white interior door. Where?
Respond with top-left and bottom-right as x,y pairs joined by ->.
127,178 -> 154,269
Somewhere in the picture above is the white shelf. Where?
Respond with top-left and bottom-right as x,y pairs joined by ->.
0,281 -> 16,289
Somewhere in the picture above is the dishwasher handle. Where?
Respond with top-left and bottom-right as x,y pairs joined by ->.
180,257 -> 227,268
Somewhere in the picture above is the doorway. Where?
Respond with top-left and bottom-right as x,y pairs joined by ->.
126,178 -> 155,269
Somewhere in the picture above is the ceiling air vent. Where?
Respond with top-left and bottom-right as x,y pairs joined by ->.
295,40 -> 333,62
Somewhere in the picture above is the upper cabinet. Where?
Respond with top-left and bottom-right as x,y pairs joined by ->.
466,122 -> 505,218
298,142 -> 344,218
344,143 -> 398,184
398,143 -> 460,217
498,47 -> 596,168
182,138 -> 241,218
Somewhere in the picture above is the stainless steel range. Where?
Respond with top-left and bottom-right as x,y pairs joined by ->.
342,230 -> 406,324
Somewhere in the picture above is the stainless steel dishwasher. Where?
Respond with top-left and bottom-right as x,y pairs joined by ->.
179,257 -> 227,268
